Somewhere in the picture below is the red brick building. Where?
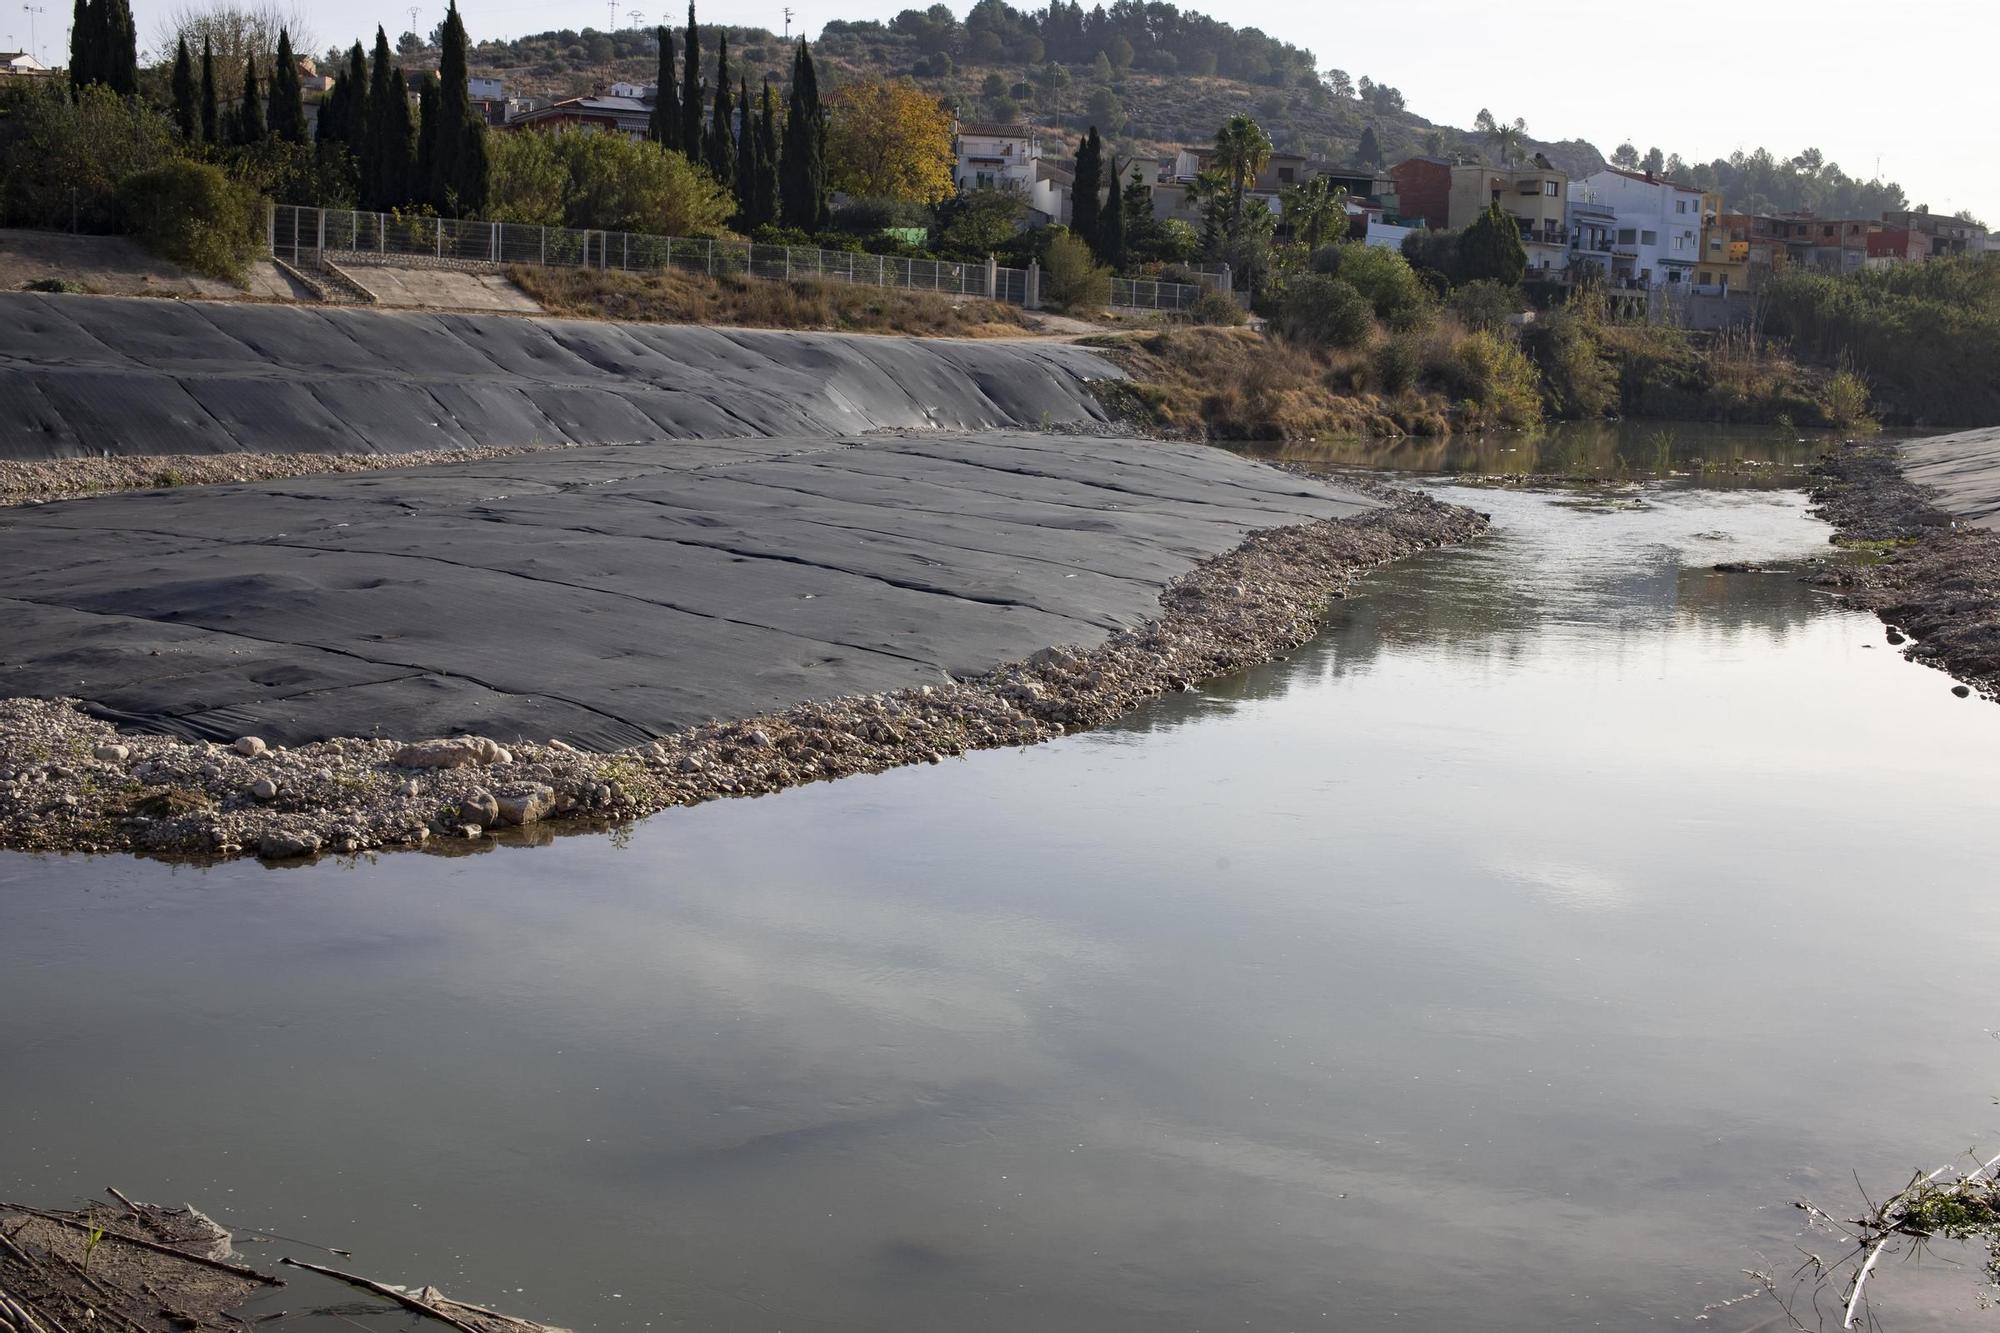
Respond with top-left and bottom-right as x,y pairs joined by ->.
1386,156 -> 1452,229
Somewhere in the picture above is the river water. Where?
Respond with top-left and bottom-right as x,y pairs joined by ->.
4,425 -> 1998,1331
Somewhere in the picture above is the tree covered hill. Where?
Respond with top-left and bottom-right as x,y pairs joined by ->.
460,0 -> 1910,219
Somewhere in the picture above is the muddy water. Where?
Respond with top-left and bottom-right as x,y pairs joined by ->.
5,427 -> 1999,1332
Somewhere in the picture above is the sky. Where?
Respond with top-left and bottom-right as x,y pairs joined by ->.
9,0 -> 1994,223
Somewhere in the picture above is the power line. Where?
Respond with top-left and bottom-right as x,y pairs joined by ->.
782,6 -> 792,39
21,4 -> 43,61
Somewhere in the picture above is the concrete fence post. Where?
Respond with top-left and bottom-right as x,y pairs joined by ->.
1026,260 -> 1041,310
314,207 -> 325,264
436,218 -> 443,259
707,239 -> 715,276
491,220 -> 498,263
265,200 -> 276,254
540,225 -> 546,266
984,256 -> 998,299
377,211 -> 384,255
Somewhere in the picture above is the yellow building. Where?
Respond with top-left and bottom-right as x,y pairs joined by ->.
1696,191 -> 1751,293
1447,162 -> 1570,276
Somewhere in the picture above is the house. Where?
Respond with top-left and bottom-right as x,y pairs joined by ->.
469,76 -> 504,100
1449,160 -> 1570,274
1566,197 -> 1618,281
1386,156 -> 1452,229
605,80 -> 650,100
1801,217 -> 1880,274
951,121 -> 1067,225
1573,167 -> 1703,287
1867,228 -> 1928,267
0,51 -> 51,77
302,72 -> 334,92
1881,209 -> 1989,259
506,94 -> 653,138
1695,191 -> 1750,293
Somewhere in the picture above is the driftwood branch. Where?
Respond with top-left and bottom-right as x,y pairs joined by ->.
276,1259 -> 486,1333
0,1206 -> 281,1288
104,1188 -> 144,1218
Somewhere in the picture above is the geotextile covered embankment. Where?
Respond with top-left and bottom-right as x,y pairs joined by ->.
0,291 -> 1118,460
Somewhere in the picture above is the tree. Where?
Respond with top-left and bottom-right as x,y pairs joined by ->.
1481,112 -> 1527,165
395,29 -> 421,55
235,51 -> 263,143
1280,174 -> 1347,250
200,35 -> 219,142
171,36 -> 198,139
1457,202 -> 1526,285
1070,126 -> 1102,254
704,31 -> 733,187
268,27 -> 303,143
649,26 -> 679,151
339,42 -> 366,143
751,79 -> 779,230
69,0 -> 92,88
733,76 -> 753,223
361,27 -> 413,210
1422,129 -> 1445,157
1214,114 -> 1271,242
679,1 -> 701,165
1098,155 -> 1125,268
824,76 -> 953,204
1084,85 -> 1123,134
1355,123 -> 1381,167
68,0 -> 136,94
414,73 -> 439,202
430,1 -> 487,214
1641,145 -> 1664,175
1323,67 -> 1352,98
486,130 -> 735,235
779,38 -> 827,230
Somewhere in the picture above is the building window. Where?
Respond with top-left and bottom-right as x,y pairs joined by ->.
1618,228 -> 1637,245
1700,271 -> 1712,284
1544,180 -> 1558,196
1676,199 -> 1688,213
1641,230 -> 1658,246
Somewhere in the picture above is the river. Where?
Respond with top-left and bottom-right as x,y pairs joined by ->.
4,424 -> 1997,1331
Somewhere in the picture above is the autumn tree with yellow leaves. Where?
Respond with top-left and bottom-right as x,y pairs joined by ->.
824,78 -> 956,204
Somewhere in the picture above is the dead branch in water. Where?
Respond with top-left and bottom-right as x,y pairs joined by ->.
277,1260 -> 486,1333
0,1206 -> 280,1287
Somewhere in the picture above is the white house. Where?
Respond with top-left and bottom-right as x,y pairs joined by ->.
1573,167 -> 1705,288
953,121 -> 1067,225
469,75 -> 504,100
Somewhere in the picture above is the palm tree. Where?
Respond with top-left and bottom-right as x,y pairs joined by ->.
1485,114 -> 1528,165
1184,167 -> 1230,257
1280,175 -> 1348,250
1213,114 -> 1272,242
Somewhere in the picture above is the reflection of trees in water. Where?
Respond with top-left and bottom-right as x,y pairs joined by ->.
1236,421 -> 1827,488
1111,538 -> 1833,734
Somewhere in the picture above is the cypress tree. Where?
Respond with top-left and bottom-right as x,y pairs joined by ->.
318,70 -> 345,143
648,27 -> 678,151
733,76 -> 754,223
200,36 -> 219,142
1071,127 -> 1102,252
236,53 -> 264,143
171,36 -> 197,139
1099,154 -> 1125,267
100,0 -> 135,94
704,32 -> 733,188
1356,123 -> 1381,167
68,0 -> 93,91
362,28 -> 416,210
753,79 -> 778,231
433,1 -> 487,214
678,1 -> 700,165
778,39 -> 826,232
415,74 -> 440,208
270,29 -> 304,143
342,43 -> 368,147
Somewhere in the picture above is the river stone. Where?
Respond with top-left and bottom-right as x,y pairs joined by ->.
458,789 -> 500,827
395,737 -> 511,770
493,784 -> 556,826
258,829 -> 321,859
249,776 -> 279,801
233,735 -> 267,757
93,743 -> 130,763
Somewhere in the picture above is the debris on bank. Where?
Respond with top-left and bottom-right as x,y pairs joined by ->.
0,490 -> 1487,862
1,1192 -> 570,1333
1810,441 -> 2000,701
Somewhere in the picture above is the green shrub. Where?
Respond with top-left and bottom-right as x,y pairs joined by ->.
1521,306 -> 1617,418
1448,279 -> 1522,332
1429,328 -> 1541,427
1273,274 -> 1373,349
1042,229 -> 1110,312
1374,331 -> 1422,393
117,160 -> 264,282
0,81 -> 178,231
1186,288 -> 1245,326
1322,243 -> 1432,324
1825,369 -> 1871,427
485,128 -> 733,236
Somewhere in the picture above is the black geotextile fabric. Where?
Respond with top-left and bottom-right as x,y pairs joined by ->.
0,292 -> 1121,460
0,435 -> 1379,749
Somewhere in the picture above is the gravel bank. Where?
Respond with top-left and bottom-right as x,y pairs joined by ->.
1810,440 -> 2000,700
0,489 -> 1486,862
0,443 -> 574,506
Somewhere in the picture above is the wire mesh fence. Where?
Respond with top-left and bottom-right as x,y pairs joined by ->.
268,205 -> 1209,313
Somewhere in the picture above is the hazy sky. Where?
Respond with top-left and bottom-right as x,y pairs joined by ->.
14,0 -> 1991,222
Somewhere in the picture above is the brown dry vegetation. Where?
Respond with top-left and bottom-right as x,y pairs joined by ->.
511,265 -> 1037,337
1089,326 -> 1456,441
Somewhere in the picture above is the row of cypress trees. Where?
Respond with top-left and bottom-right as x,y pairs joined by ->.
67,0 -> 137,95
166,30 -> 307,148
316,2 -> 489,216
646,5 -> 827,234
1069,126 -> 1130,268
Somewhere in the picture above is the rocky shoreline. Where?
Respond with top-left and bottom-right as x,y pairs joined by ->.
1809,440 -> 2000,701
0,488 -> 1488,863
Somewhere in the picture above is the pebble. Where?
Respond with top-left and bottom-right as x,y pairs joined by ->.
233,736 -> 267,757
250,777 -> 279,801
93,743 -> 130,763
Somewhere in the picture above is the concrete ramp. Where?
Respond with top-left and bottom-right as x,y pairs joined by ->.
0,292 -> 1120,461
1902,427 -> 2000,529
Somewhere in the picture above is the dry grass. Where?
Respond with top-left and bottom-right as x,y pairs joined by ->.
1089,327 -> 1452,441
511,265 -> 1036,337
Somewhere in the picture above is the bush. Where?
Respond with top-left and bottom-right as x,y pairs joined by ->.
1310,241 -> 1431,325
1273,274 -> 1373,349
1186,288 -> 1245,326
0,81 -> 178,232
1042,229 -> 1110,311
1522,306 -> 1617,419
117,160 -> 264,282
1825,369 -> 1871,428
1428,327 -> 1541,428
486,129 -> 733,236
1448,279 -> 1522,332
1373,331 -> 1422,394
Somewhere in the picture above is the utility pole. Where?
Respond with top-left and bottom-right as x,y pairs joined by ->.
626,8 -> 642,31
406,6 -> 419,41
606,0 -> 617,31
21,4 -> 43,62
782,6 -> 792,39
